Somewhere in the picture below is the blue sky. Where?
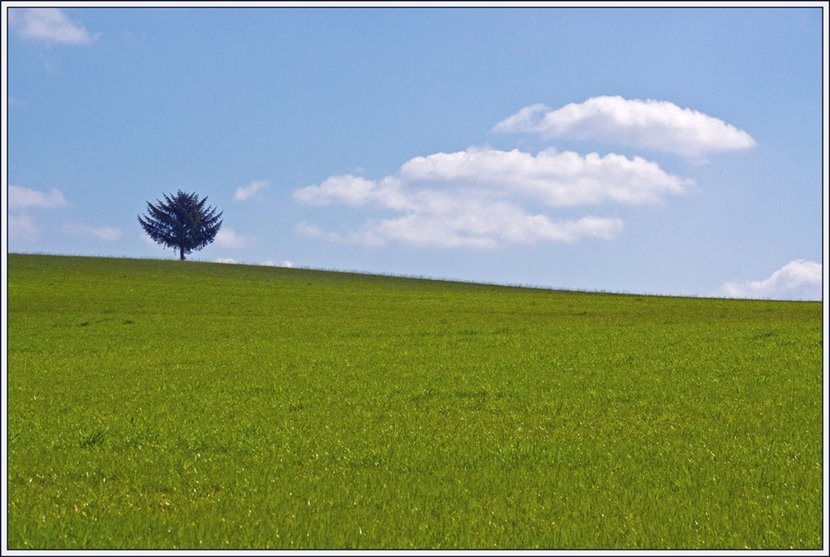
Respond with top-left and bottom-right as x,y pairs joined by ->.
5,5 -> 825,299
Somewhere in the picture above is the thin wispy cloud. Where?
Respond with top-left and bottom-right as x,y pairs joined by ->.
215,227 -> 253,249
61,223 -> 123,242
494,96 -> 756,157
9,186 -> 69,245
9,214 -> 41,243
9,185 -> 68,210
717,260 -> 822,301
292,145 -> 684,248
233,180 -> 269,202
10,8 -> 98,45
298,212 -> 622,249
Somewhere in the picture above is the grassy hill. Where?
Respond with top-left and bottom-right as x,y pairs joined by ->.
6,253 -> 823,549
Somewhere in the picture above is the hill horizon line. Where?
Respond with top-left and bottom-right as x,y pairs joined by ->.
6,251 -> 820,304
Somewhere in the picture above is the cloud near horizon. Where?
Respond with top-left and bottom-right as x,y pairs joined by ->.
9,186 -> 69,244
61,223 -> 123,242
10,8 -> 98,45
9,214 -> 41,243
215,227 -> 253,249
717,260 -> 822,301
493,96 -> 756,157
293,146 -> 690,248
10,185 -> 68,210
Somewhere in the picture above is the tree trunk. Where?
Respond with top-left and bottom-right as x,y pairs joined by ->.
179,246 -> 185,260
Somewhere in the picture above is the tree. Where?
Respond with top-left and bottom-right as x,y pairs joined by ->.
138,190 -> 223,260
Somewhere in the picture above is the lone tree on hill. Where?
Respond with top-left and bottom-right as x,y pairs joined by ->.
138,190 -> 223,260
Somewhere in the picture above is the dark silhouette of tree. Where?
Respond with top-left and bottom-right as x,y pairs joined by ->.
138,190 -> 223,260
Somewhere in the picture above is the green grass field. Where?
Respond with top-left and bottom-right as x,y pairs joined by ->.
6,253 -> 824,549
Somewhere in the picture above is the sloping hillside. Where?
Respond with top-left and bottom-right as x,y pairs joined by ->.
6,254 -> 823,549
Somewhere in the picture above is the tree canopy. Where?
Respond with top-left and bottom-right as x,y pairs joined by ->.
138,190 -> 223,260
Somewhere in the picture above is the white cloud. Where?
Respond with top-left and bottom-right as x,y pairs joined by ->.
10,8 -> 98,45
493,103 -> 550,135
9,214 -> 41,242
296,148 -> 689,209
233,180 -> 269,202
493,96 -> 756,157
398,147 -> 691,206
264,260 -> 295,268
292,146 -> 689,248
295,221 -> 345,243
215,258 -> 237,264
294,175 -> 378,207
346,212 -> 623,249
61,223 -> 122,242
8,186 -> 69,245
9,185 -> 68,210
717,260 -> 822,301
214,227 -> 253,248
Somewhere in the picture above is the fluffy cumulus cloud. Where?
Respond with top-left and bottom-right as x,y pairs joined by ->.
294,95 -> 756,249
295,175 -> 378,207
10,8 -> 98,45
493,96 -> 756,157
291,146 -> 689,248
233,180 -> 268,202
10,185 -> 68,210
398,148 -> 691,206
717,260 -> 822,301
